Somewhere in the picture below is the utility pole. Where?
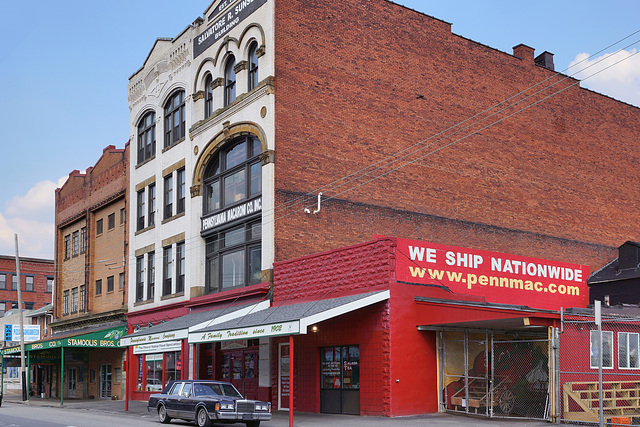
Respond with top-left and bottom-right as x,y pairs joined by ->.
14,234 -> 26,401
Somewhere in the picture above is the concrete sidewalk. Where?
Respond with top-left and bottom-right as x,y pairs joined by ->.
1,390 -> 554,426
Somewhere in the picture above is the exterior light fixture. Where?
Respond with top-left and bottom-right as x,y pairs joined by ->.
311,325 -> 319,333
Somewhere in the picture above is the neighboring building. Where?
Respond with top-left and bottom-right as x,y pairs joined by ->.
9,144 -> 131,401
122,0 -> 640,418
0,255 -> 54,318
588,241 -> 640,305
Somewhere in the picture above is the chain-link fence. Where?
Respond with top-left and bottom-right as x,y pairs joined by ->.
560,310 -> 640,426
440,330 -> 551,420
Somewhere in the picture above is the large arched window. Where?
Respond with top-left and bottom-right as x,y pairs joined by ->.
164,90 -> 185,148
202,136 -> 262,294
137,111 -> 156,164
248,42 -> 259,91
204,74 -> 213,119
224,55 -> 236,106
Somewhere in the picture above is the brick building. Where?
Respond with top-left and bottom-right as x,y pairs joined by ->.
6,144 -> 131,402
121,0 -> 640,419
0,255 -> 53,319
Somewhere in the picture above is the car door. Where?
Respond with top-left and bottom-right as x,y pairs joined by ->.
177,382 -> 193,419
165,381 -> 183,417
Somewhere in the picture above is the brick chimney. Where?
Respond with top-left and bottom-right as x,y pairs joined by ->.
535,51 -> 555,70
513,44 -> 534,63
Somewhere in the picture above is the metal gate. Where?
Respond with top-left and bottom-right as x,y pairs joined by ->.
440,330 -> 551,420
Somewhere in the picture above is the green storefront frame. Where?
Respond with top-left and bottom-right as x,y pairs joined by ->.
1,325 -> 126,405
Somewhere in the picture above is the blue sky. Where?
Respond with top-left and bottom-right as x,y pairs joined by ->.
0,0 -> 639,259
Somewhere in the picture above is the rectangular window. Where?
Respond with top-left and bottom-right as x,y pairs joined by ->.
176,242 -> 185,293
25,276 -> 34,291
119,272 -> 125,290
108,213 -> 115,230
147,252 -> 155,300
591,330 -> 614,369
177,168 -> 185,214
619,332 -> 640,369
72,231 -> 79,257
24,302 -> 34,310
71,287 -> 78,313
81,227 -> 87,254
120,208 -> 126,225
95,279 -> 102,296
0,273 -> 5,290
107,275 -> 114,293
12,275 -> 19,291
136,256 -> 144,302
163,246 -> 173,296
164,175 -> 173,219
96,219 -> 103,235
63,290 -> 69,315
64,234 -> 71,260
137,189 -> 145,231
80,285 -> 86,311
46,277 -> 54,293
148,183 -> 156,227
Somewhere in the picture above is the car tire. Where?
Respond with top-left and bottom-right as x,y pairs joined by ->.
245,421 -> 260,427
196,407 -> 211,427
158,404 -> 172,424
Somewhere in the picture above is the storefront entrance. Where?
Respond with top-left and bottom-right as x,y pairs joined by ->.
440,330 -> 550,420
68,367 -> 77,398
221,348 -> 259,399
320,345 -> 360,415
99,364 -> 112,399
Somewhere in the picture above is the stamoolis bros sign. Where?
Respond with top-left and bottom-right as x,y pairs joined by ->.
194,0 -> 267,58
395,237 -> 589,311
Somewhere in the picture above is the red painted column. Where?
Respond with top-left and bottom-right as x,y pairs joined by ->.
125,345 -> 130,411
289,335 -> 294,427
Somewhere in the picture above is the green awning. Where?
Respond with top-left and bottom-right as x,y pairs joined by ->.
1,325 -> 126,355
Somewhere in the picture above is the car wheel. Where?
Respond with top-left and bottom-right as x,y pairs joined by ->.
197,408 -> 211,427
158,404 -> 172,424
245,422 -> 260,427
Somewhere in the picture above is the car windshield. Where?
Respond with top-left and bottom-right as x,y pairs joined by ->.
193,382 -> 243,398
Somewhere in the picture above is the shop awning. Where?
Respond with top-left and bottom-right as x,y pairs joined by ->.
188,290 -> 390,343
1,324 -> 127,355
120,301 -> 270,347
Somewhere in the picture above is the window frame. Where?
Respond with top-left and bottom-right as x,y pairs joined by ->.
164,174 -> 174,220
176,241 -> 185,293
619,331 -> 640,369
108,213 -> 116,230
136,256 -> 144,302
95,279 -> 102,296
164,90 -> 185,148
148,183 -> 156,227
96,219 -> 104,236
137,111 -> 156,164
0,273 -> 5,290
147,251 -> 155,300
80,285 -> 86,312
224,55 -> 236,106
25,276 -> 34,292
46,276 -> 53,293
63,290 -> 69,315
163,246 -> 173,296
591,330 -> 614,369
72,231 -> 79,257
177,168 -> 186,214
81,227 -> 87,254
64,234 -> 71,260
71,287 -> 78,313
107,275 -> 114,293
137,189 -> 146,231
248,42 -> 259,91
204,74 -> 214,118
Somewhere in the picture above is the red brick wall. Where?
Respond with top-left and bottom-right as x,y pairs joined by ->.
273,0 -> 640,271
272,237 -> 395,302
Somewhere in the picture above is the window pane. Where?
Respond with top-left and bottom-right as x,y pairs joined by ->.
250,162 -> 261,195
224,169 -> 246,206
249,246 -> 261,284
250,222 -> 261,240
224,226 -> 245,247
620,333 -> 629,368
225,143 -> 247,170
221,249 -> 244,289
631,334 -> 640,368
207,256 -> 219,293
205,180 -> 220,213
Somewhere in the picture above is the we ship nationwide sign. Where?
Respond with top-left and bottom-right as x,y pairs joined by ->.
395,238 -> 589,311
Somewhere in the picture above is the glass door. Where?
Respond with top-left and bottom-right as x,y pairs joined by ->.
320,346 -> 360,415
68,367 -> 77,398
99,364 -> 112,399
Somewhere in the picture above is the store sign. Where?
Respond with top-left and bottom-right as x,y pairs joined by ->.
194,0 -> 268,58
4,324 -> 40,342
121,329 -> 188,347
133,340 -> 182,355
2,326 -> 127,354
201,196 -> 262,233
190,320 -> 299,343
395,237 -> 589,311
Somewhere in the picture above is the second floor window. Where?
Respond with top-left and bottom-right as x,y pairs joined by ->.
163,246 -> 173,296
177,168 -> 186,214
148,183 -> 156,227
176,241 -> 185,293
46,277 -> 53,292
96,279 -> 102,296
0,273 -> 6,289
204,74 -> 214,119
96,219 -> 103,235
137,111 -> 156,164
137,189 -> 146,231
25,276 -> 33,291
72,287 -> 78,313
147,252 -> 155,300
72,231 -> 79,257
248,42 -> 259,91
107,275 -> 114,293
108,213 -> 115,230
80,285 -> 86,311
63,290 -> 69,315
164,90 -> 185,148
64,235 -> 71,260
164,175 -> 173,220
224,56 -> 236,106
136,256 -> 144,302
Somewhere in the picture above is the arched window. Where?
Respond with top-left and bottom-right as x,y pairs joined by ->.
137,111 -> 156,164
202,136 -> 262,293
204,74 -> 213,119
224,55 -> 236,106
164,90 -> 185,148
248,42 -> 259,91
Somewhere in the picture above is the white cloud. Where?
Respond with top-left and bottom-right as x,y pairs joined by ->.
569,48 -> 640,107
0,180 -> 60,260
